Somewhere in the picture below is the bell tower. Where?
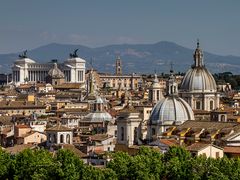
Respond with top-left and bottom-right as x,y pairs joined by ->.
115,56 -> 122,75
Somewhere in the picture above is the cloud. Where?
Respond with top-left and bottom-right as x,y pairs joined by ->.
68,34 -> 93,44
39,31 -> 57,41
114,36 -> 138,44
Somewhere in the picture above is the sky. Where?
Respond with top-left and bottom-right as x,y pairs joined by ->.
0,0 -> 240,56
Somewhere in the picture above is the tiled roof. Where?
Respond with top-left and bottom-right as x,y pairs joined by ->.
89,134 -> 112,141
159,139 -> 178,146
15,124 -> 31,129
5,144 -> 36,154
0,101 -> 45,109
0,116 -> 12,125
186,143 -> 211,152
178,120 -> 238,130
46,124 -> 72,131
61,144 -> 87,158
224,146 -> 240,154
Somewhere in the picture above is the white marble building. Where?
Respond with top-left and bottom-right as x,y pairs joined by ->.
12,50 -> 85,86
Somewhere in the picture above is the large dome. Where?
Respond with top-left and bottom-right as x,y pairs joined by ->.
180,67 -> 217,92
180,41 -> 216,92
149,96 -> 194,125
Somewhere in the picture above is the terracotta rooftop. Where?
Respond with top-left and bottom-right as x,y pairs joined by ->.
46,124 -> 72,132
159,139 -> 179,146
54,83 -> 83,89
0,116 -> 12,125
5,144 -> 36,154
15,124 -> 30,129
187,143 -> 211,152
61,144 -> 88,158
0,101 -> 45,109
178,120 -> 239,130
224,146 -> 240,154
89,134 -> 112,142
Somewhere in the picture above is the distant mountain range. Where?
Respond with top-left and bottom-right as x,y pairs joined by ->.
1,41 -> 240,74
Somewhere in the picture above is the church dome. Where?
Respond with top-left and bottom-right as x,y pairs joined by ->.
149,96 -> 194,125
48,63 -> 65,78
180,67 -> 216,92
85,112 -> 113,122
180,41 -> 217,92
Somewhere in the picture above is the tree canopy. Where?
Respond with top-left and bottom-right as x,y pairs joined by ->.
0,146 -> 240,179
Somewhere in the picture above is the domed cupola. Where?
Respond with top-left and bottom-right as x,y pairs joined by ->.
180,41 -> 217,92
179,40 -> 220,111
47,63 -> 65,85
148,74 -> 163,104
48,63 -> 65,79
148,71 -> 194,138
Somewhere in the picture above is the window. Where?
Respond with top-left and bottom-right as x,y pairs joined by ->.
134,127 -> 138,144
216,152 -> 220,158
121,127 -> 124,141
221,115 -> 225,122
60,134 -> 64,143
53,134 -> 56,143
196,101 -> 201,110
66,134 -> 70,144
210,101 -> 214,110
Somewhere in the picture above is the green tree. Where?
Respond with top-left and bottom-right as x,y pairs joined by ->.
107,151 -> 132,179
0,148 -> 13,179
12,148 -> 58,180
163,146 -> 192,180
54,149 -> 85,180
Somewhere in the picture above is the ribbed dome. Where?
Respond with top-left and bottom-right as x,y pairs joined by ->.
48,63 -> 64,78
149,96 -> 194,125
180,67 -> 217,92
180,41 -> 217,92
85,112 -> 113,122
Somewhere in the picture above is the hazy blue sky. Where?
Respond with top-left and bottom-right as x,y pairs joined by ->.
0,0 -> 240,55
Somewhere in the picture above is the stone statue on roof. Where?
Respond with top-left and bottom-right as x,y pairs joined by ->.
69,49 -> 79,58
18,50 -> 28,59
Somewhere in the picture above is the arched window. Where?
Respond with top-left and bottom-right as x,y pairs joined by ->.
53,134 -> 56,143
210,101 -> 214,110
66,134 -> 70,144
221,115 -> 225,122
60,134 -> 64,143
121,127 -> 124,141
134,127 -> 138,144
